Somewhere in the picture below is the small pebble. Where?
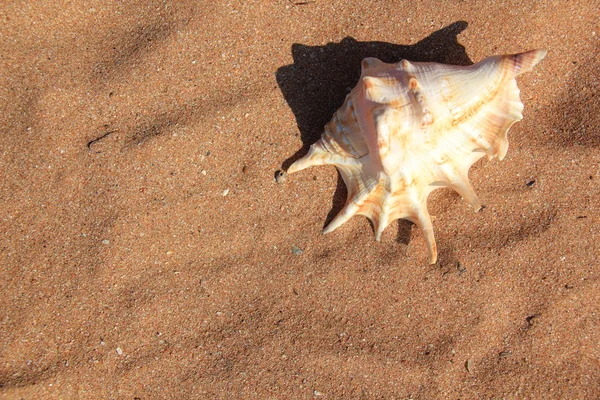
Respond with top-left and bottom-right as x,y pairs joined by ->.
291,245 -> 303,255
116,347 -> 123,355
499,350 -> 512,358
102,239 -> 110,245
201,170 -> 207,175
222,188 -> 230,196
275,170 -> 288,184
465,359 -> 473,373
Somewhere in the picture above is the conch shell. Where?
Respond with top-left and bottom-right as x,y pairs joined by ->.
288,49 -> 547,264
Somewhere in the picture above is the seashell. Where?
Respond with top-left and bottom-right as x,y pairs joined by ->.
287,49 -> 547,264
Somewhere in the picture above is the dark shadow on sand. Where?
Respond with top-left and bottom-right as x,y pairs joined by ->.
276,21 -> 473,170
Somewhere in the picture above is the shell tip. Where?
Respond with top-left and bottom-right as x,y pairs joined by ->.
361,57 -> 384,73
426,241 -> 438,264
322,216 -> 342,235
513,49 -> 548,75
400,59 -> 413,71
420,225 -> 438,265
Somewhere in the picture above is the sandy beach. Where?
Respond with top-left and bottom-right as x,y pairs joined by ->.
1,1 -> 599,398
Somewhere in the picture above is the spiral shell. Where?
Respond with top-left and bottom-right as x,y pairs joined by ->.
288,49 -> 547,264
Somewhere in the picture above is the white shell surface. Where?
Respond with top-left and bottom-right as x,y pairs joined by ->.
288,50 -> 547,264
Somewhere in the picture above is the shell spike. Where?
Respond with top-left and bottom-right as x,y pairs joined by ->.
415,210 -> 437,264
374,222 -> 384,241
511,49 -> 548,76
288,142 -> 357,174
287,142 -> 328,174
323,202 -> 360,234
423,226 -> 438,265
373,214 -> 389,241
451,177 -> 482,211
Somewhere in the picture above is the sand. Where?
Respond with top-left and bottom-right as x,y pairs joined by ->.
1,1 -> 599,398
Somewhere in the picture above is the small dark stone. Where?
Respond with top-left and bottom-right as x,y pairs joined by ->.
526,180 -> 536,187
525,315 -> 536,327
